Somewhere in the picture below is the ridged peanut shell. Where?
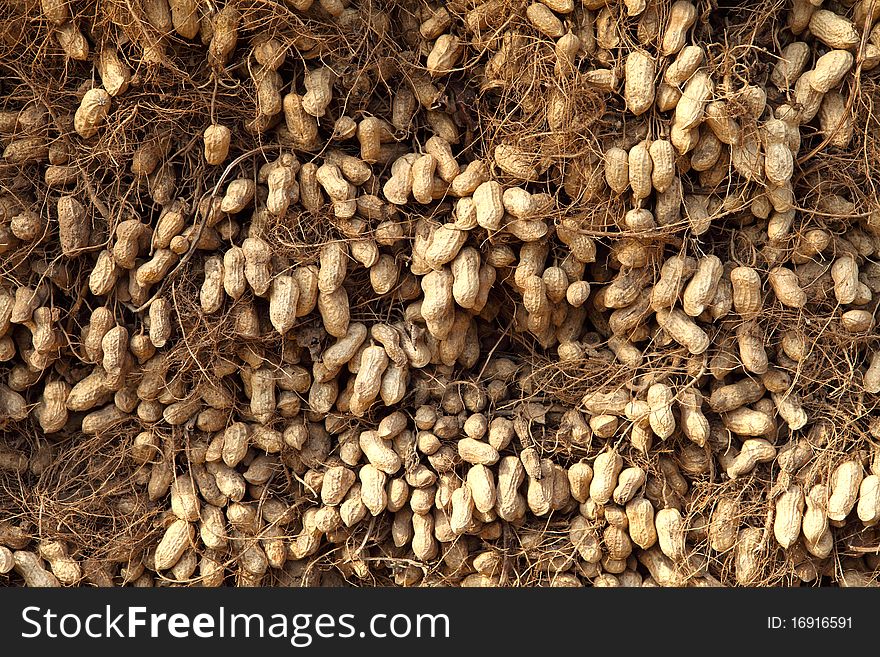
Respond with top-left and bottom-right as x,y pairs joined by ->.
624,50 -> 655,116
74,88 -> 111,139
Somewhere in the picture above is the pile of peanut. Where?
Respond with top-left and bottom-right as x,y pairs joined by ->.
1,0 -> 880,587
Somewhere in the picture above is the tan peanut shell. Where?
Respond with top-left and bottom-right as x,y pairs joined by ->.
526,3 -> 565,38
841,309 -> 875,333
857,475 -> 880,526
97,47 -> 131,96
661,1 -> 698,56
648,139 -> 675,193
730,266 -> 762,318
57,195 -> 90,255
665,45 -> 704,86
652,256 -> 696,310
647,383 -> 675,440
772,484 -> 804,549
819,92 -> 853,149
421,268 -> 455,339
13,551 -> 61,587
42,0 -> 69,24
682,255 -> 723,317
655,507 -> 686,561
203,124 -> 231,165
827,460 -> 863,521
708,497 -> 739,553
656,308 -> 709,354
679,387 -> 709,446
604,147 -> 629,194
628,141 -> 653,201
74,88 -> 111,139
734,527 -> 763,585
56,22 -> 89,60
673,69 -> 713,131
624,50 -> 655,116
809,50 -> 854,94
809,10 -> 859,50
154,519 -> 194,570
590,449 -> 623,504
